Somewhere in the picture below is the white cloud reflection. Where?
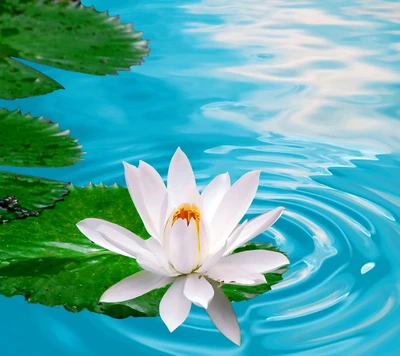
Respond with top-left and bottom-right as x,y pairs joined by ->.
182,0 -> 400,152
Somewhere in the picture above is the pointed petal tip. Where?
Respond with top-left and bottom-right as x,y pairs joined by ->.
165,323 -> 178,333
172,146 -> 183,156
269,251 -> 290,268
232,332 -> 242,347
252,169 -> 262,176
99,295 -> 108,303
242,169 -> 261,181
277,206 -> 285,215
99,293 -> 128,304
173,147 -> 189,159
222,171 -> 231,182
122,161 -> 133,169
282,254 -> 290,265
76,219 -> 85,227
99,292 -> 116,303
123,160 -> 139,169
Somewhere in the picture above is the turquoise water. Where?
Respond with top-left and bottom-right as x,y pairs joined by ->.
1,0 -> 400,354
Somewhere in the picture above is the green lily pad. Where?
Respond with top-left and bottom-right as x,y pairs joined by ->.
0,108 -> 83,167
0,0 -> 149,100
0,171 -> 69,223
0,184 -> 288,318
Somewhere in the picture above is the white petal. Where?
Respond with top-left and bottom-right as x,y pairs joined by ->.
158,193 -> 170,245
160,276 -> 192,332
138,160 -> 167,237
207,268 -> 266,285
224,207 -> 284,255
183,274 -> 214,308
215,219 -> 248,257
77,218 -> 145,258
95,224 -> 154,262
135,255 -> 177,277
167,148 -> 197,206
196,239 -> 228,274
210,170 -> 260,249
100,270 -> 174,303
207,282 -> 241,346
166,219 -> 199,274
199,218 -> 210,263
144,237 -> 179,276
86,225 -> 177,277
201,173 -> 230,223
222,249 -> 289,272
123,162 -> 158,237
207,250 -> 289,284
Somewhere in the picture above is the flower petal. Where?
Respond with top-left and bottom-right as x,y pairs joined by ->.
206,282 -> 241,346
210,170 -> 260,249
224,207 -> 284,255
166,219 -> 199,274
207,250 -> 289,285
95,224 -> 153,261
201,173 -> 230,223
183,274 -> 214,308
207,269 -> 266,285
212,219 -> 248,257
123,162 -> 158,237
160,276 -> 192,332
144,237 -> 179,276
76,218 -> 145,258
138,160 -> 167,237
196,239 -> 228,274
167,148 -> 197,206
85,222 -> 177,277
135,255 -> 177,277
100,270 -> 174,303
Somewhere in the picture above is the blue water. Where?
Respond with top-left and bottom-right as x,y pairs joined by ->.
1,0 -> 400,354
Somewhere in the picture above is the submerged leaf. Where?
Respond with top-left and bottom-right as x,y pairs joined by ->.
0,184 -> 288,318
0,0 -> 149,99
0,108 -> 83,167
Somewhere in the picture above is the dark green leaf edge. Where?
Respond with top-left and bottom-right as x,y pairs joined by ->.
72,3 -> 151,74
0,108 -> 85,167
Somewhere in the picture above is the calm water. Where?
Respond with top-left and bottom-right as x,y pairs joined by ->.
1,0 -> 400,355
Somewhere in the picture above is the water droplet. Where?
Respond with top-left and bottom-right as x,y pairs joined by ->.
361,262 -> 375,274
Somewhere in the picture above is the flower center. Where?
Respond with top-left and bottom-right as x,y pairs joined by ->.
172,203 -> 200,227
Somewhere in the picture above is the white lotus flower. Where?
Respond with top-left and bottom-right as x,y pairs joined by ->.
77,148 -> 288,345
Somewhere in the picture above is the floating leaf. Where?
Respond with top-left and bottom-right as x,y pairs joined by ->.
0,172 -> 69,223
0,184 -> 288,318
0,0 -> 149,99
0,108 -> 83,167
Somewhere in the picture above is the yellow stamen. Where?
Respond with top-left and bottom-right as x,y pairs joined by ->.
172,203 -> 200,227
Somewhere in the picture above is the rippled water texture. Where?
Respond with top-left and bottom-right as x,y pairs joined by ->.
1,0 -> 400,355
